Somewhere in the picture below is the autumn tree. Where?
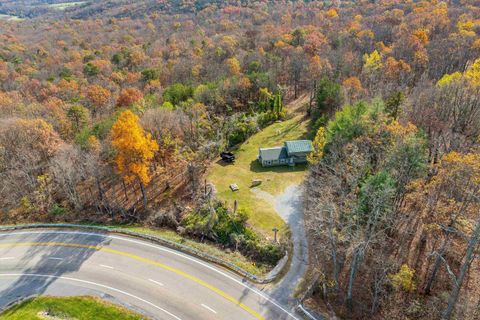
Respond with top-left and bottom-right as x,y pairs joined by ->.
408,80 -> 480,161
342,76 -> 363,103
49,144 -> 86,210
225,57 -> 241,76
0,118 -> 61,212
409,151 -> 480,319
110,110 -> 158,210
116,87 -> 144,108
307,126 -> 326,164
389,264 -> 416,292
67,105 -> 90,134
85,84 -> 111,116
305,101 -> 427,315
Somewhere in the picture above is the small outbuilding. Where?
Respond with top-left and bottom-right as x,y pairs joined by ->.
258,140 -> 313,167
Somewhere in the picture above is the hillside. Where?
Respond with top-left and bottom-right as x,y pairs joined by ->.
0,0 -> 279,20
0,1 -> 479,319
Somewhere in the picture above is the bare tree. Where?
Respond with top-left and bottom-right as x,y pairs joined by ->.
442,213 -> 480,320
49,144 -> 85,210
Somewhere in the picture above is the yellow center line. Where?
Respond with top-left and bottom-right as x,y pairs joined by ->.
0,242 -> 265,320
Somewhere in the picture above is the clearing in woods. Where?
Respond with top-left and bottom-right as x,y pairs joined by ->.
207,95 -> 311,238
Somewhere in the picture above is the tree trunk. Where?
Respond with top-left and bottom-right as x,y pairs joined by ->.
346,247 -> 363,310
330,233 -> 339,291
96,175 -> 104,201
122,180 -> 128,201
425,237 -> 449,295
327,209 -> 339,291
139,179 -> 147,210
442,217 -> 480,320
308,80 -> 317,115
294,79 -> 298,99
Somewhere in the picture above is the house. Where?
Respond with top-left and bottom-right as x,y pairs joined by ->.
258,140 -> 313,167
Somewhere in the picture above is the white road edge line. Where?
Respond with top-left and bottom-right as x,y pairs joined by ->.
298,304 -> 319,320
148,279 -> 164,286
0,230 -> 300,319
99,264 -> 114,269
201,303 -> 217,314
0,257 -> 15,260
0,273 -> 182,320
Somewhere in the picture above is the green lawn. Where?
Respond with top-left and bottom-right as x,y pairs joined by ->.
0,296 -> 146,320
208,113 -> 310,237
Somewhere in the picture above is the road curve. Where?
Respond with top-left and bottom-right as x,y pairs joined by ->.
0,229 -> 301,320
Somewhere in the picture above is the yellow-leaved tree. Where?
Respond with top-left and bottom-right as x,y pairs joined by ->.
111,110 -> 159,209
389,264 -> 416,292
226,57 -> 241,75
436,58 -> 480,87
307,127 -> 326,164
465,58 -> 480,86
363,50 -> 383,73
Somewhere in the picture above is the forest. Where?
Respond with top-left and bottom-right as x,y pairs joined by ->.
0,0 -> 479,319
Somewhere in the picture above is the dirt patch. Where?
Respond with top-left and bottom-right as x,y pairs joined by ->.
37,310 -> 77,320
250,187 -> 276,206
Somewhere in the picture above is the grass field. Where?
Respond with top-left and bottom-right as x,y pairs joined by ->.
0,296 -> 146,320
207,106 -> 310,238
48,2 -> 86,10
0,14 -> 22,21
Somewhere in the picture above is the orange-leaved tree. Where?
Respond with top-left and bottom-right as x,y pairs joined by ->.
110,110 -> 158,210
116,87 -> 143,108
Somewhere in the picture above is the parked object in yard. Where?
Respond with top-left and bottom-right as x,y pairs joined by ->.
251,179 -> 262,187
220,151 -> 235,163
230,183 -> 239,191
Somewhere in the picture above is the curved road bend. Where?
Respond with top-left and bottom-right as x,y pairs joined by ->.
0,229 -> 301,320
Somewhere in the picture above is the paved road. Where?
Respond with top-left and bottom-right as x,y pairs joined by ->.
0,229 -> 302,320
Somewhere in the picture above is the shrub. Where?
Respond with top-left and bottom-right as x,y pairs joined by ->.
257,110 -> 285,128
182,202 -> 284,265
389,264 -> 417,292
141,68 -> 159,82
163,83 -> 194,106
83,62 -> 99,77
49,204 -> 67,217
228,116 -> 258,146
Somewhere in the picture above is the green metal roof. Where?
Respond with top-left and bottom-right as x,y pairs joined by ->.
259,146 -> 287,161
285,140 -> 313,155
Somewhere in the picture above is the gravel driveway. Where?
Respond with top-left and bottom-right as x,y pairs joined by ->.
272,184 -> 309,304
251,184 -> 309,306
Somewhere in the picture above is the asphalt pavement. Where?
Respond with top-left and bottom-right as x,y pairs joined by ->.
0,229 -> 302,320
